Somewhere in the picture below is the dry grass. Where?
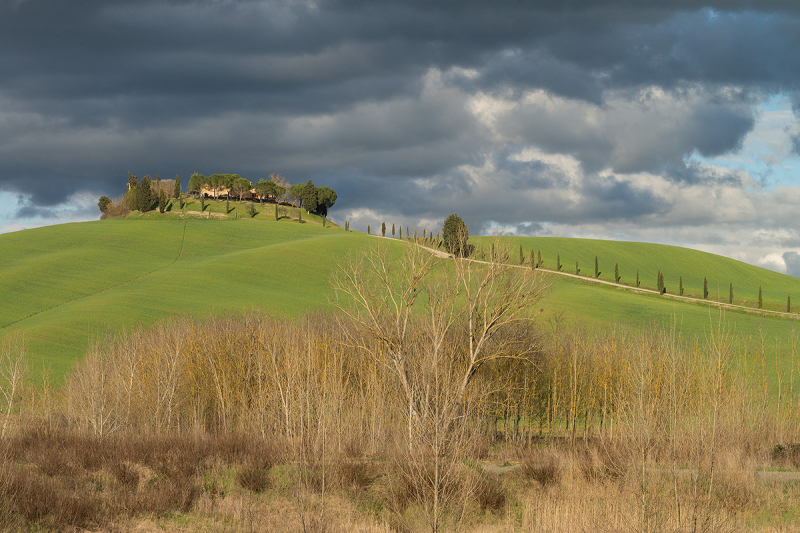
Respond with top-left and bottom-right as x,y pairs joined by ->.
4,283 -> 800,530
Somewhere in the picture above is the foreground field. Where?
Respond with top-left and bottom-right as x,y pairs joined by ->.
2,219 -> 800,382
3,425 -> 800,533
3,309 -> 800,532
3,222 -> 800,531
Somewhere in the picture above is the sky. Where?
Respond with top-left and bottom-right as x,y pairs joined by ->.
3,1 -> 800,275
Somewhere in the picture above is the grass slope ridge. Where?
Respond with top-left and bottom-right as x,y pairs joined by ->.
472,236 -> 800,310
2,220 -> 799,382
0,218 -> 381,380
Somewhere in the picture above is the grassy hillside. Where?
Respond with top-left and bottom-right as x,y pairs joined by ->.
472,235 -> 800,311
2,218 -> 799,383
0,217 -> 384,380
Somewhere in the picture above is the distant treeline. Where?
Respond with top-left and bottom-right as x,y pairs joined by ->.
98,172 -> 337,218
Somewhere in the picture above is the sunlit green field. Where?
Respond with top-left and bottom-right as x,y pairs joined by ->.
2,218 -> 799,383
472,235 -> 800,311
0,217 -> 379,380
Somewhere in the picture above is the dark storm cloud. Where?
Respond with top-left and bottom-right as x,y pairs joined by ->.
1,0 -> 800,232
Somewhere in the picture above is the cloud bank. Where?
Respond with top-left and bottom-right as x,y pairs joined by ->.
2,1 -> 800,272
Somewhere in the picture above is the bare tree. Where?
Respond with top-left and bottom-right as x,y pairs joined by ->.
0,336 -> 27,437
331,237 -> 547,531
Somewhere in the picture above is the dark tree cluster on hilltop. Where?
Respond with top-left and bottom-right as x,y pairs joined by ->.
288,179 -> 338,217
100,172 -> 338,220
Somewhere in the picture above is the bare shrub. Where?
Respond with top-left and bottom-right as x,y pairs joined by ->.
111,461 -> 139,489
578,445 -> 626,483
519,450 -> 562,488
337,460 -> 377,491
0,463 -> 104,531
472,472 -> 506,514
771,443 -> 800,468
0,336 -> 27,437
236,464 -> 270,493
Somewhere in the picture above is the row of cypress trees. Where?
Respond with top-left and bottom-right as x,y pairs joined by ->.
510,249 -> 795,314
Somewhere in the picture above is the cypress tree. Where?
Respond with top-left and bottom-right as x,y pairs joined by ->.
537,250 -> 542,268
636,270 -> 640,287
406,227 -> 409,239
520,245 -> 525,265
703,277 -> 708,299
614,262 -> 620,283
594,255 -> 599,278
322,216 -> 326,227
557,254 -> 561,271
729,282 -> 734,304
679,276 -> 683,296
367,224 -> 370,234
302,179 -> 318,214
275,204 -> 279,221
382,222 -> 386,237
298,210 -> 302,223
657,270 -> 663,293
226,198 -> 230,214
173,175 -> 181,199
200,197 -> 206,212
576,261 -> 580,275
158,190 -> 167,213
423,229 -> 426,239
392,223 -> 395,237
758,286 -> 763,309
789,294 -> 792,313
138,175 -> 154,212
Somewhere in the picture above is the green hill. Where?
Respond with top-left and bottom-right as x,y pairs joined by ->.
472,235 -> 800,311
2,218 -> 800,383
0,217 -> 381,380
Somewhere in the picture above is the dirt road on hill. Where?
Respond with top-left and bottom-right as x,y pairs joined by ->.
367,234 -> 800,321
